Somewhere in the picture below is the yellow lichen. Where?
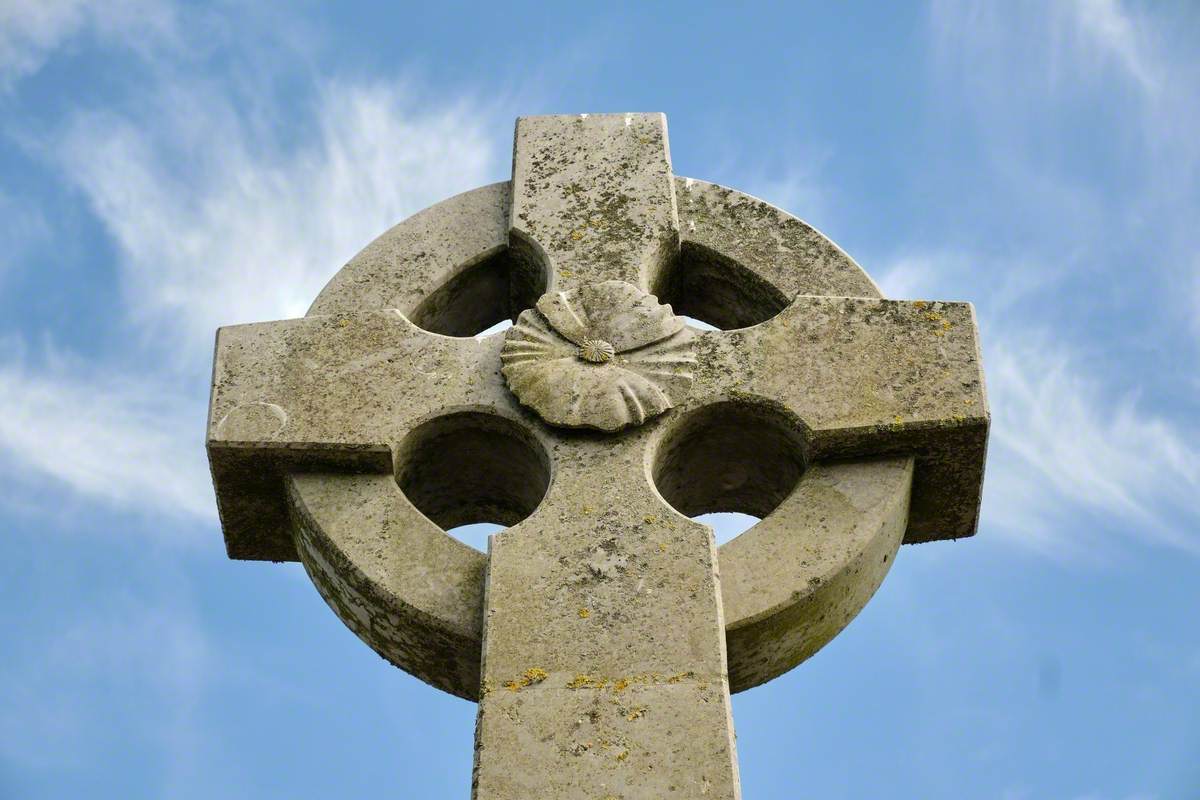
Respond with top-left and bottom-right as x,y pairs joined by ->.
616,749 -> 629,762
565,672 -> 694,693
570,229 -> 585,241
503,667 -> 549,692
578,608 -> 591,619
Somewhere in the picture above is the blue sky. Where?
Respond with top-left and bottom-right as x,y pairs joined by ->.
1,1 -> 1198,798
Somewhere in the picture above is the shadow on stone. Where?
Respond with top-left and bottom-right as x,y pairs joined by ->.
395,411 -> 550,530
410,249 -> 545,337
652,400 -> 808,521
655,241 -> 790,330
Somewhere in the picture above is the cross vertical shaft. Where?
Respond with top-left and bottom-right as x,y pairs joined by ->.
471,114 -> 741,799
471,440 -> 741,799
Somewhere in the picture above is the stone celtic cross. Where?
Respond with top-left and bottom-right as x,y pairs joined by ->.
207,113 -> 988,798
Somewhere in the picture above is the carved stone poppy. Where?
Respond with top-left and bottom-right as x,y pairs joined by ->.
500,280 -> 696,431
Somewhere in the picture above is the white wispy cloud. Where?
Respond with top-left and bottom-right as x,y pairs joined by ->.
984,335 -> 1200,556
881,253 -> 1200,557
1060,0 -> 1162,93
51,80 -> 500,366
0,0 -> 177,88
930,0 -> 1199,214
906,2 -> 1200,557
0,345 -> 211,521
930,0 -> 1164,96
1,47 -> 504,526
929,0 -> 1200,298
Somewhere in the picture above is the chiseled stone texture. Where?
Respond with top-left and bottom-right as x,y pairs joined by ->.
287,472 -> 486,699
500,280 -> 696,431
205,112 -> 989,799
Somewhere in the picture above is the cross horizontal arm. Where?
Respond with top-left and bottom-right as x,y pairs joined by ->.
690,296 -> 989,541
207,310 -> 503,560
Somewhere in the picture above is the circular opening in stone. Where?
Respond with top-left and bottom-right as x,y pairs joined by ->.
444,522 -> 506,551
473,320 -> 513,339
694,512 -> 761,545
395,412 -> 550,546
651,402 -> 808,532
409,248 -> 546,338
655,242 -> 791,331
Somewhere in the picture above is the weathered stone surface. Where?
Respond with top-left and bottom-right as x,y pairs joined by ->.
282,446 -> 913,700
671,176 -> 881,306
719,457 -> 912,690
473,431 -> 740,799
206,112 -> 989,800
509,113 -> 679,291
287,472 -> 487,699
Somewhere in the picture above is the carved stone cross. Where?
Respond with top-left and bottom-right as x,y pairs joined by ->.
207,113 -> 988,799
